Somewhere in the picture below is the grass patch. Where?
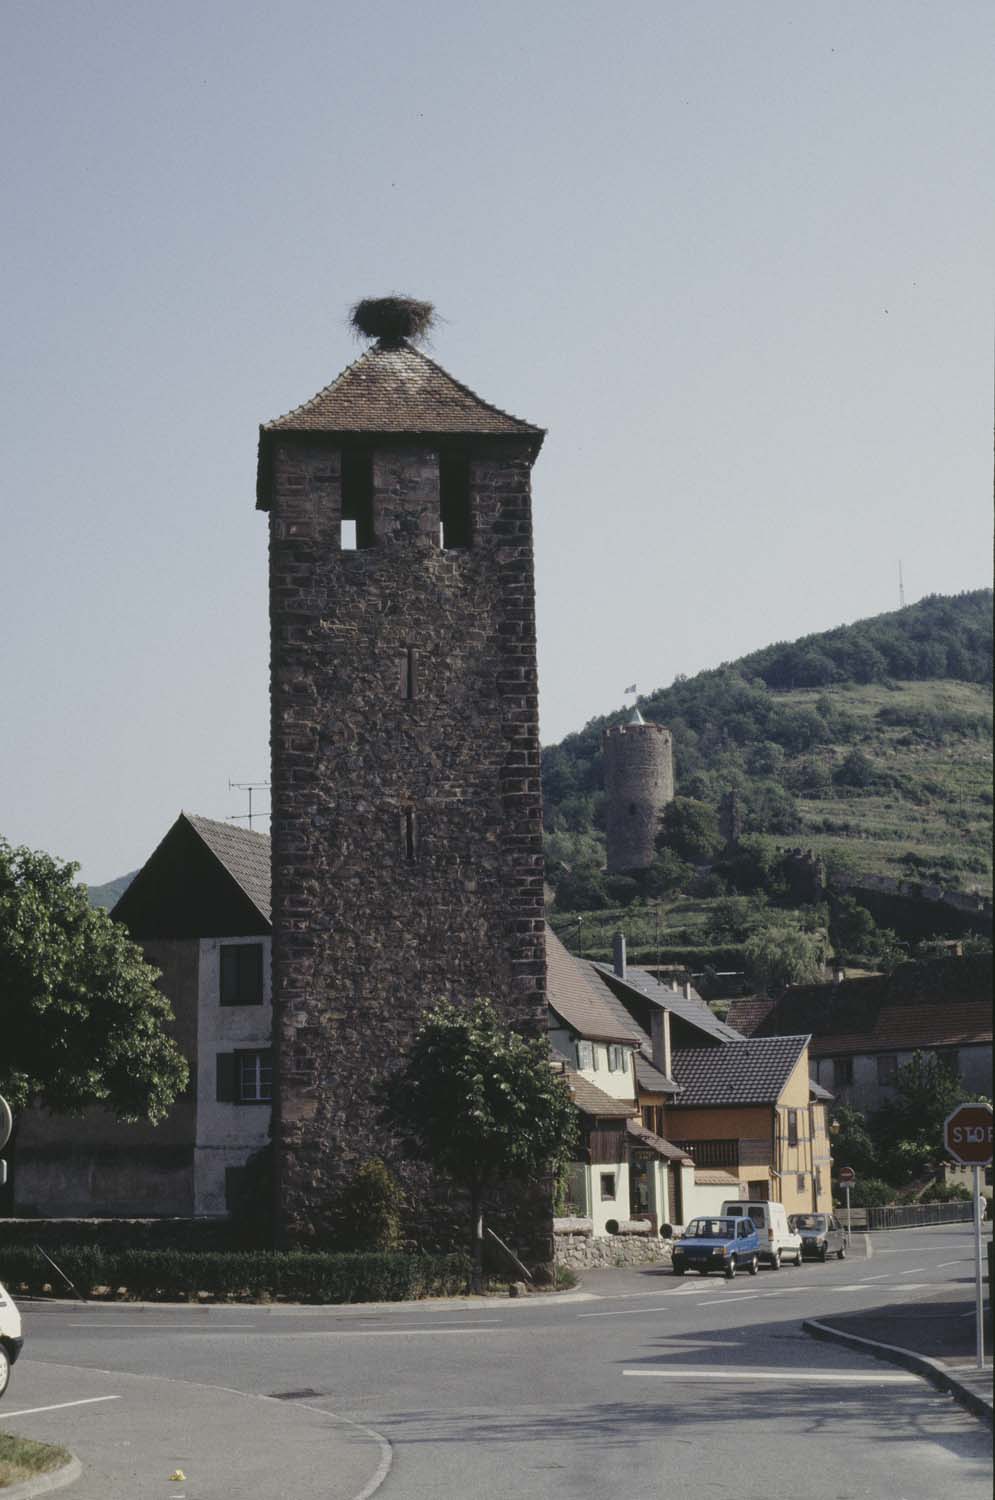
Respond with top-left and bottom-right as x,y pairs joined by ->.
0,1433 -> 71,1488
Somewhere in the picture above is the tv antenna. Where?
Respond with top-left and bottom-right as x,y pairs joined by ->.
227,779 -> 270,829
898,559 -> 906,609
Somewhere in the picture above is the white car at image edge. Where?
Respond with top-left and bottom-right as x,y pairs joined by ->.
0,1282 -> 24,1399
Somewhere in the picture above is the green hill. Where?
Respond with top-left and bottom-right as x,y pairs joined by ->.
542,591 -> 993,954
85,871 -> 137,910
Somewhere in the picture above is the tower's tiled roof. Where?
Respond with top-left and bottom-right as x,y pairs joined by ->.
262,340 -> 544,439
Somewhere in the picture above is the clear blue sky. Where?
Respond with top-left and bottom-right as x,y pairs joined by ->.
2,1 -> 992,884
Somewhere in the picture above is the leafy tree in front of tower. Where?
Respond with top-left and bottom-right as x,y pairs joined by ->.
0,839 -> 189,1121
381,1001 -> 577,1292
657,797 -> 723,864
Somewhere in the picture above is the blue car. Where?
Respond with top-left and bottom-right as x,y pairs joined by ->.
672,1216 -> 761,1279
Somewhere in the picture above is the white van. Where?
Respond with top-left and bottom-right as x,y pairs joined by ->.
721,1200 -> 802,1267
0,1282 -> 23,1399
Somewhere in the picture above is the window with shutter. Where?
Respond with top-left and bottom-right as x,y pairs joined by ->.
220,944 -> 263,1005
216,1052 -> 238,1102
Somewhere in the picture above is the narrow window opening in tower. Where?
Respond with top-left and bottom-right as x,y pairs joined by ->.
401,647 -> 418,701
341,447 -> 375,548
405,808 -> 418,860
439,450 -> 472,549
629,803 -> 637,815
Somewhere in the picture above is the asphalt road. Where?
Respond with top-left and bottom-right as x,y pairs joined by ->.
3,1223 -> 991,1500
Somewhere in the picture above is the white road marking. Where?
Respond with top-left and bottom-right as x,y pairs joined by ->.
584,1289 -> 690,1302
0,1395 -> 122,1420
578,1306 -> 672,1319
622,1368 -> 918,1383
861,1274 -> 890,1281
937,1260 -> 966,1269
696,1295 -> 760,1306
204,1327 -> 517,1338
897,1267 -> 926,1275
66,1322 -> 255,1329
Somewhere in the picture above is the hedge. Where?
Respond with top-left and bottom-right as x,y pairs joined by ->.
0,1247 -> 471,1304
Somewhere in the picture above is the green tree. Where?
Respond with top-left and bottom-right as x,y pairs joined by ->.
335,1158 -> 405,1252
0,839 -> 188,1120
743,922 -> 828,992
382,1001 -> 577,1291
828,1103 -> 879,1180
658,797 -> 722,863
871,1051 -> 984,1186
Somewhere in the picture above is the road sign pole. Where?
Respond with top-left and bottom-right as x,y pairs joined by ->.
973,1164 -> 985,1371
845,1184 -> 851,1246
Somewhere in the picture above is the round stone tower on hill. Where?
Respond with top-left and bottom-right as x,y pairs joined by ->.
603,709 -> 675,872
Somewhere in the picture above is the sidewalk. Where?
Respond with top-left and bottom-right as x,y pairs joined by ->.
805,1286 -> 993,1427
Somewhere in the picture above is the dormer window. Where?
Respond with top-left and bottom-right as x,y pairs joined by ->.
577,1040 -> 594,1070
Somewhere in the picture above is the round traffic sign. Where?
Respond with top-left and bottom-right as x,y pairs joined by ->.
943,1103 -> 993,1166
0,1096 -> 11,1153
838,1166 -> 856,1185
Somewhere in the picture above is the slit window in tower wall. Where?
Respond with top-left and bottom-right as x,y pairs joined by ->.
439,450 -> 472,549
341,447 -> 375,549
405,808 -> 417,860
401,647 -> 418,701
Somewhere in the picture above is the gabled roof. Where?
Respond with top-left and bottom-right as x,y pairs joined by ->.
591,963 -> 745,1046
668,1035 -> 811,1107
724,996 -> 777,1037
561,1065 -> 637,1120
546,927 -> 644,1044
740,956 -> 993,1054
184,815 -> 272,924
111,813 -> 271,940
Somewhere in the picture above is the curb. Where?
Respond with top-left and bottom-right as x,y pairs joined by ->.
803,1318 -> 993,1429
20,1289 -> 598,1315
0,1455 -> 81,1500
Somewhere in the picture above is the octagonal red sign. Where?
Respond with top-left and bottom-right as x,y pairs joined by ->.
943,1103 -> 993,1166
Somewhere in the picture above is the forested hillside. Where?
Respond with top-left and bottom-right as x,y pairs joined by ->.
543,592 -> 993,939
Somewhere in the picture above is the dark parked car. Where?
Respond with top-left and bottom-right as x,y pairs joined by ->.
788,1212 -> 847,1260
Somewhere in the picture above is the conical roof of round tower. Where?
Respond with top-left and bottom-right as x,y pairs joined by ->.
628,707 -> 646,725
257,299 -> 544,508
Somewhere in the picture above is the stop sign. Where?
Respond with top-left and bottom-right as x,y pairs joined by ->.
943,1103 -> 994,1166
838,1166 -> 856,1185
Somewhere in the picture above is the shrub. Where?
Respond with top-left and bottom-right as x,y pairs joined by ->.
0,1247 -> 471,1304
334,1159 -> 405,1252
920,1182 -> 973,1203
846,1178 -> 895,1207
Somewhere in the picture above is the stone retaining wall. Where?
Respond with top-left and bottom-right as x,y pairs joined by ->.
554,1229 -> 672,1270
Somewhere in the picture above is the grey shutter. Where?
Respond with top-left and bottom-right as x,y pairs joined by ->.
216,1052 -> 238,1102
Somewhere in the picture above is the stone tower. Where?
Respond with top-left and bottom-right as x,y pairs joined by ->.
256,298 -> 550,1255
603,709 -> 674,872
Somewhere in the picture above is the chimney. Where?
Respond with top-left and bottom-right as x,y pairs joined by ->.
612,931 -> 627,979
832,963 -> 845,987
651,1007 -> 672,1078
683,980 -> 692,1000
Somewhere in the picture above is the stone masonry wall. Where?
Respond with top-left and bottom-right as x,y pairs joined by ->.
554,1228 -> 672,1270
267,436 -> 550,1263
603,722 -> 674,873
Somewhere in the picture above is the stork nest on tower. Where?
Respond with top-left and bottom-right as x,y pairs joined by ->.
349,296 -> 436,344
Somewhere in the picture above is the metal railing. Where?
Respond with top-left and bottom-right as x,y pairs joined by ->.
864,1202 -> 975,1231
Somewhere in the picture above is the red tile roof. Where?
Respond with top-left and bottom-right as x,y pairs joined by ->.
807,1002 -> 993,1056
262,340 -> 543,438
